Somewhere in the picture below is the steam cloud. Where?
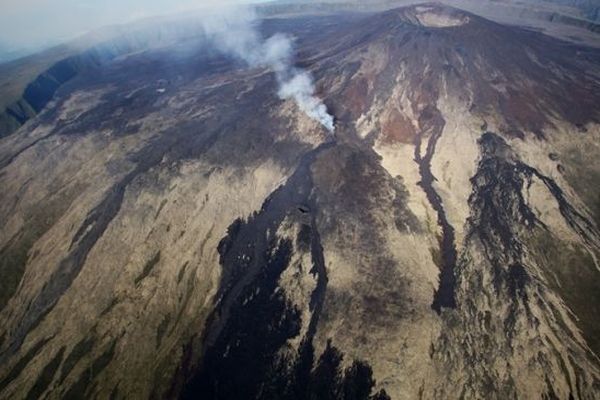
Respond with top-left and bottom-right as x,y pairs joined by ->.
200,6 -> 335,132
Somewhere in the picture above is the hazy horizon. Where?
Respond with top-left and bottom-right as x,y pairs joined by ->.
0,0 -> 273,56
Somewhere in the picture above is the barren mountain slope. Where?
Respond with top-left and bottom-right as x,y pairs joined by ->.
0,4 -> 600,399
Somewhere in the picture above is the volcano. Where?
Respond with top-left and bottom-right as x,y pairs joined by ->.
1,3 -> 600,399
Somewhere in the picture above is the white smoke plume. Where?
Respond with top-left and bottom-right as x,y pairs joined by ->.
199,5 -> 335,132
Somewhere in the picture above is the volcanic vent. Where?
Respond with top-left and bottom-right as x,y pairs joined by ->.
413,5 -> 470,27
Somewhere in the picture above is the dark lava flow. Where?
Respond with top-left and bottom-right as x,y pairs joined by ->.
180,140 -> 389,400
413,106 -> 457,313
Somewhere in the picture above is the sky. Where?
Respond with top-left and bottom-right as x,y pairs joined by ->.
0,0 -> 271,50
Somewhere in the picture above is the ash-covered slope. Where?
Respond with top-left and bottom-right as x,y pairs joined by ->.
1,3 -> 600,399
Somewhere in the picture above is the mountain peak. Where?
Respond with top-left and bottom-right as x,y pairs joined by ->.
405,3 -> 471,28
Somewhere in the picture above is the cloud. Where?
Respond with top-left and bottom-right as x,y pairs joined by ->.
0,0 -> 269,48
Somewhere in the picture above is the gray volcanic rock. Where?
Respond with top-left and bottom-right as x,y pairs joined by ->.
0,4 -> 600,400
541,0 -> 600,21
